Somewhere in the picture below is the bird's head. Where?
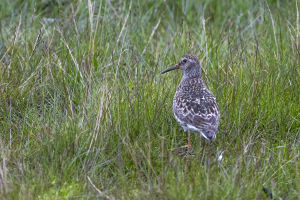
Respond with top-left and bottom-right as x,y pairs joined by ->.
161,54 -> 201,77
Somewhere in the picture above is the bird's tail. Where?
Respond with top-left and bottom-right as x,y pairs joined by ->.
200,129 -> 217,141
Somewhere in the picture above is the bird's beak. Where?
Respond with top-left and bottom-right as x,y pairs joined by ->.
161,65 -> 179,74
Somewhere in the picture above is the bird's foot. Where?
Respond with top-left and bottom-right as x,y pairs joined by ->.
179,142 -> 191,148
173,144 -> 194,157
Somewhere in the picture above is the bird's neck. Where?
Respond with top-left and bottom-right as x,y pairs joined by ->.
182,71 -> 202,80
183,67 -> 202,79
179,74 -> 205,90
179,66 -> 205,90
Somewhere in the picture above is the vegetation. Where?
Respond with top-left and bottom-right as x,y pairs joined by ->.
0,0 -> 299,199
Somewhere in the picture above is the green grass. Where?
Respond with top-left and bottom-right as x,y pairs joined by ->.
1,0 -> 300,199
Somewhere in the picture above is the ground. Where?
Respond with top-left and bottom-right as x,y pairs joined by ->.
0,0 -> 300,199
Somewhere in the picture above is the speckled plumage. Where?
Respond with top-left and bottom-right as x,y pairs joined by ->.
162,54 -> 220,141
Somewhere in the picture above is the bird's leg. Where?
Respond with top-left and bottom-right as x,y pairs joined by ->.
174,130 -> 194,157
185,131 -> 191,147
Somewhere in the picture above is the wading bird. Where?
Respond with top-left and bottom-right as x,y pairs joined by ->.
161,54 -> 220,149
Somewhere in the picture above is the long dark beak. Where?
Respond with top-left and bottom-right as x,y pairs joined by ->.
161,65 -> 179,74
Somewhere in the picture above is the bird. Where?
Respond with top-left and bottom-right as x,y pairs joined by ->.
161,54 -> 220,148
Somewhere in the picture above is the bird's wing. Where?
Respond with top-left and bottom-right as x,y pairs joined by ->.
173,89 -> 220,131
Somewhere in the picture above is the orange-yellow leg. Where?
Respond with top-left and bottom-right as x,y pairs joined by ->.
185,131 -> 191,147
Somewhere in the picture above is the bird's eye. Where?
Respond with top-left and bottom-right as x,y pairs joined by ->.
182,59 -> 187,63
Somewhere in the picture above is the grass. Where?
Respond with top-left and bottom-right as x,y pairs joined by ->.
0,0 -> 300,199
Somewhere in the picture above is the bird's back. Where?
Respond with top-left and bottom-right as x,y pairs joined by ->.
173,76 -> 220,140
